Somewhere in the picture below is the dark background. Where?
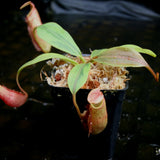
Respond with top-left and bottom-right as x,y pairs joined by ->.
1,0 -> 160,20
0,0 -> 160,160
2,0 -> 160,12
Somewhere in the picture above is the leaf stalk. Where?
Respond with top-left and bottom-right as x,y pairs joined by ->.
146,65 -> 159,82
72,94 -> 82,119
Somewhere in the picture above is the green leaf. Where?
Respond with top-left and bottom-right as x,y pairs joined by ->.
36,22 -> 82,58
91,44 -> 157,59
68,63 -> 91,94
91,49 -> 106,58
17,53 -> 78,77
92,46 -> 149,67
121,44 -> 157,57
92,46 -> 159,82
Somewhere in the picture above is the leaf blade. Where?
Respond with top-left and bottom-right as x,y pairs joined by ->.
92,47 -> 148,67
17,53 -> 78,77
36,22 -> 82,57
121,44 -> 157,57
91,49 -> 106,58
68,63 -> 91,94
92,46 -> 159,81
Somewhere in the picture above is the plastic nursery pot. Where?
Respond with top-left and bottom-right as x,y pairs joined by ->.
50,83 -> 128,160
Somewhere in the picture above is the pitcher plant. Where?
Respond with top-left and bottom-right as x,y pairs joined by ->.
0,1 -> 159,135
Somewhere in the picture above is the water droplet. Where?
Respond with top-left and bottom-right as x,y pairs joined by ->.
24,117 -> 28,120
137,117 -> 141,121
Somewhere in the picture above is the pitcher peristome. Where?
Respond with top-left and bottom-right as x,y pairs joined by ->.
86,88 -> 108,135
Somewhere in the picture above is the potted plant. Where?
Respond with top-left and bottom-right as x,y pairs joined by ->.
0,1 -> 159,160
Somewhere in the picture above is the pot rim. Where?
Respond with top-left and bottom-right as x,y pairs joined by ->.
48,81 -> 128,92
47,53 -> 129,92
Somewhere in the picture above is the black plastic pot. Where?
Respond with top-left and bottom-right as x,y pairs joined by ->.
50,83 -> 128,160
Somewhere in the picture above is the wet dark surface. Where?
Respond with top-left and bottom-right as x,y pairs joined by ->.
0,8 -> 160,160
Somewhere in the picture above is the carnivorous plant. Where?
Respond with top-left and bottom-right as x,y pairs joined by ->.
0,1 -> 159,135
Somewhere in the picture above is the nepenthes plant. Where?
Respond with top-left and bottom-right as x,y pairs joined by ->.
0,1 -> 159,135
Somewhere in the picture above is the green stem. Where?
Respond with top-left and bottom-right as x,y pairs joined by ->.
79,56 -> 86,63
72,94 -> 82,119
86,58 -> 94,64
65,58 -> 79,65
